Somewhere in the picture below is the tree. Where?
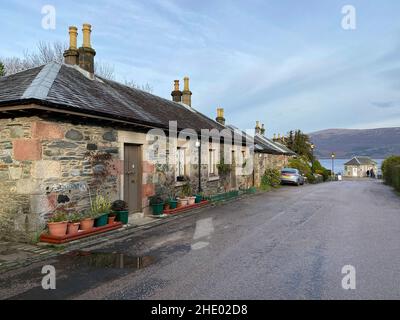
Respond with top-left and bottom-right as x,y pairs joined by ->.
0,61 -> 4,77
0,41 -> 152,92
282,130 -> 313,162
124,80 -> 154,93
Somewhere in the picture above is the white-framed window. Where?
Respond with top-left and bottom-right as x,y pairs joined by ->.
176,147 -> 186,179
209,149 -> 217,175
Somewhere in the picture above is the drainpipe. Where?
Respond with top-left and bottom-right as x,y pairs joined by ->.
196,139 -> 202,193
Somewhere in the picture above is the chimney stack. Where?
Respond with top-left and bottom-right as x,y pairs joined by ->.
78,23 -> 96,74
171,80 -> 183,102
182,76 -> 192,107
216,108 -> 226,125
260,124 -> 266,136
63,26 -> 79,65
255,121 -> 261,135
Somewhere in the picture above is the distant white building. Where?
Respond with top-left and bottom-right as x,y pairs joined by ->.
344,156 -> 378,177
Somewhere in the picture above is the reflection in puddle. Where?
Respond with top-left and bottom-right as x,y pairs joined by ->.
64,251 -> 155,270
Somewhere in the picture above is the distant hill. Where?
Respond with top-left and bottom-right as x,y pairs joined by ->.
308,127 -> 400,159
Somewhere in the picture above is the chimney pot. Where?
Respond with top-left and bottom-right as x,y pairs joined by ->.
78,23 -> 96,74
82,23 -> 92,48
171,80 -> 183,102
260,124 -> 266,136
69,26 -> 78,49
216,108 -> 226,125
255,121 -> 261,135
182,76 -> 192,106
63,26 -> 79,65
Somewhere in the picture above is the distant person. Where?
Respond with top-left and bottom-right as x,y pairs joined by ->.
366,170 -> 370,177
370,169 -> 375,178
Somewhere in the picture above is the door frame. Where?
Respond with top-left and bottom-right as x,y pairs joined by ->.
123,143 -> 143,213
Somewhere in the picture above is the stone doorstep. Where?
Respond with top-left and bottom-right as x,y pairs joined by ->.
0,190 -> 262,274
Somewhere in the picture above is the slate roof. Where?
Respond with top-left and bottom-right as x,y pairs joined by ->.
225,126 -> 296,155
344,156 -> 377,166
0,62 -> 225,132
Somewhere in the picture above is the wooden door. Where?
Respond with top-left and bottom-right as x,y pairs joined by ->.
124,144 -> 142,213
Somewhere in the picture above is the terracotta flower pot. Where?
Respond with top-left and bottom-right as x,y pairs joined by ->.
67,222 -> 80,235
80,218 -> 94,231
178,198 -> 189,207
188,196 -> 196,205
108,216 -> 116,224
48,221 -> 68,237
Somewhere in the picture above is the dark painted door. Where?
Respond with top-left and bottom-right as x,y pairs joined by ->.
124,144 -> 142,213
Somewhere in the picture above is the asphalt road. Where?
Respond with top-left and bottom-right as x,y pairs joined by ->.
1,179 -> 400,300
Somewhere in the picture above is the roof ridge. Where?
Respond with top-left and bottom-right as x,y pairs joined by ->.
21,62 -> 61,100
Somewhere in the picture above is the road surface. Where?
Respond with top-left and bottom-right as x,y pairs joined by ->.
1,179 -> 400,300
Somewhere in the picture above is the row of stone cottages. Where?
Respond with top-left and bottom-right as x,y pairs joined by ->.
0,24 -> 295,241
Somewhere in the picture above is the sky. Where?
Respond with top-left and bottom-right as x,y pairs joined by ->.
1,0 -> 400,137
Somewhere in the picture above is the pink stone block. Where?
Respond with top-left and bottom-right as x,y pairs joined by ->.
13,139 -> 42,161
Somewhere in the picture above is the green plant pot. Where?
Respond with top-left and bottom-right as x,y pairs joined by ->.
195,194 -> 202,203
115,210 -> 129,224
152,203 -> 164,215
94,213 -> 108,227
169,200 -> 178,209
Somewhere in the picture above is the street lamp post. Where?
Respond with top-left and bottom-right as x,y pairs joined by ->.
331,152 -> 335,180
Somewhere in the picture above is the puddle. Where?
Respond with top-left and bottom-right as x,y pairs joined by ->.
63,251 -> 155,270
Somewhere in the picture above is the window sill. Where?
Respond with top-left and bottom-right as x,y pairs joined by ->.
175,181 -> 187,187
208,175 -> 220,182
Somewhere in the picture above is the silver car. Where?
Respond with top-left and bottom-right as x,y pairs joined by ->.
280,168 -> 305,186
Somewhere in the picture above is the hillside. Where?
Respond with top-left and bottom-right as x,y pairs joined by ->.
308,127 -> 400,159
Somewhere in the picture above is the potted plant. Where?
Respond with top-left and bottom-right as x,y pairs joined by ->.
91,194 -> 111,227
108,212 -> 117,224
67,212 -> 82,235
194,193 -> 203,204
111,200 -> 129,224
80,210 -> 95,231
188,195 -> 196,205
168,198 -> 178,209
150,196 -> 164,215
47,211 -> 68,237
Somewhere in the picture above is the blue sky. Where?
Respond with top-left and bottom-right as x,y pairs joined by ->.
2,0 -> 400,136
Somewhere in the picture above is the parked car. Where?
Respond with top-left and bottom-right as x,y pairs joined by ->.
280,168 -> 304,186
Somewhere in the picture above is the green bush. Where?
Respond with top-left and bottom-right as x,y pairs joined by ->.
393,166 -> 400,192
312,160 -> 331,181
288,156 -> 311,175
261,168 -> 281,190
305,173 -> 316,184
382,156 -> 400,187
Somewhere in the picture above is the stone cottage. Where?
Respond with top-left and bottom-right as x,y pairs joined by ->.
344,156 -> 378,177
0,24 -> 253,241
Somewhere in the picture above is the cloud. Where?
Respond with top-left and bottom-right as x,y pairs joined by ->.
372,101 -> 399,109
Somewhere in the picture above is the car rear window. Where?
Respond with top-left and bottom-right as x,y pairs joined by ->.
282,169 -> 297,174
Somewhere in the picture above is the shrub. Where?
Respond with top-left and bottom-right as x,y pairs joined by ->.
288,156 -> 311,175
261,168 -> 281,190
91,194 -> 112,215
305,173 -> 316,184
382,156 -> 400,187
48,211 -> 68,223
111,200 -> 128,211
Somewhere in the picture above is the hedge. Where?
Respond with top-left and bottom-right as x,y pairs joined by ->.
382,156 -> 400,192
